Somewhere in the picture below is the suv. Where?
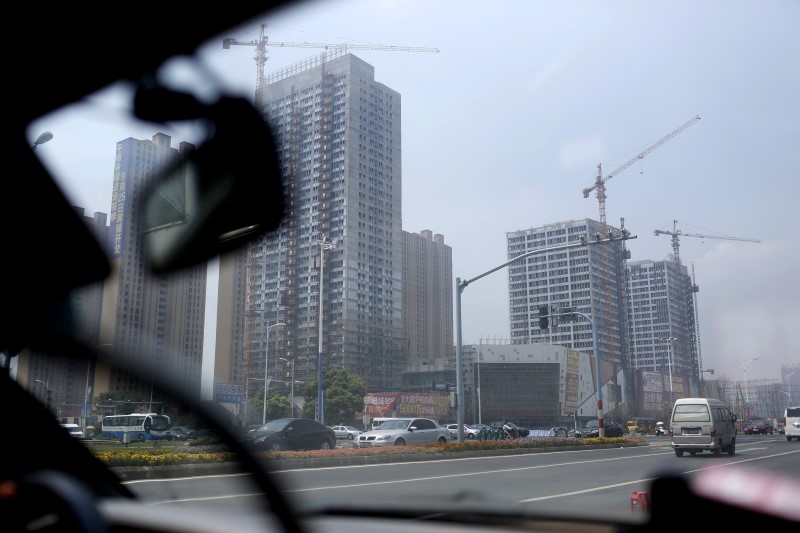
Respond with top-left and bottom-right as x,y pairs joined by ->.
744,419 -> 774,435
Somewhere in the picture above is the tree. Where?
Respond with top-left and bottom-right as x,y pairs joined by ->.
95,392 -> 149,417
266,394 -> 291,420
248,389 -> 292,425
300,368 -> 367,424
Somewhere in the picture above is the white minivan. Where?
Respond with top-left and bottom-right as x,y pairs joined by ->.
60,423 -> 85,439
670,397 -> 737,457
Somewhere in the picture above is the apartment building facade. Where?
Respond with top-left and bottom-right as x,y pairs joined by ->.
239,52 -> 405,392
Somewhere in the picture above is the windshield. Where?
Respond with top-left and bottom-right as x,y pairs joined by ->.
17,0 -> 800,529
376,420 -> 413,430
256,419 -> 291,432
673,404 -> 711,422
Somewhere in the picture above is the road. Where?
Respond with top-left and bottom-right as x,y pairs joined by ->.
123,435 -> 800,521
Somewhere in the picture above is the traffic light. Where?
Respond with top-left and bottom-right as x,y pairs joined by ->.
550,305 -> 559,328
538,305 -> 549,329
431,381 -> 437,390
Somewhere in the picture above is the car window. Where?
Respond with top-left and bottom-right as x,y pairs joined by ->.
415,419 -> 435,430
673,404 -> 711,422
12,0 -> 798,530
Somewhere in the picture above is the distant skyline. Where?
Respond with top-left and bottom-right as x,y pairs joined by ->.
30,0 -> 799,383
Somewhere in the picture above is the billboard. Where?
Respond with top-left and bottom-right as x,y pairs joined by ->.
364,393 -> 449,419
635,369 -> 690,419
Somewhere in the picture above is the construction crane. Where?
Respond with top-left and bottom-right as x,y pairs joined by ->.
654,219 -> 761,265
582,115 -> 701,225
223,23 -> 438,106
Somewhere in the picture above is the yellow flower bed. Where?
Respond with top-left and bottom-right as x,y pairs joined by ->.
92,436 -> 644,467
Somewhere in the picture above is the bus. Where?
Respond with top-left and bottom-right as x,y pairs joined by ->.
785,406 -> 800,442
100,413 -> 171,441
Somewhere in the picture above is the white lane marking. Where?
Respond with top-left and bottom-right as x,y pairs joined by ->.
519,448 -> 800,503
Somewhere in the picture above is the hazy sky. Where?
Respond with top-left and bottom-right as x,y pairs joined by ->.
31,0 -> 799,385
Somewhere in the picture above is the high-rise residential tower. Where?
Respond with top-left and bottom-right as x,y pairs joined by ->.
507,219 -> 631,359
626,259 -> 698,381
94,133 -> 208,400
402,230 -> 454,363
240,52 -> 405,392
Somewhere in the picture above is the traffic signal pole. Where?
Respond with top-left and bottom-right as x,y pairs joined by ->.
454,230 -> 635,442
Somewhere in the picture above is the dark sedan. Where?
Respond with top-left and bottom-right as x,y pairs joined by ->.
489,421 -> 530,438
744,419 -> 774,435
574,419 -> 625,438
248,418 -> 336,451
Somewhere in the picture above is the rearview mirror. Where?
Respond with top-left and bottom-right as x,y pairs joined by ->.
137,87 -> 285,273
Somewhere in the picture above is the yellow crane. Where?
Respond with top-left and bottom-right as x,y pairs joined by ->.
223,23 -> 438,106
582,115 -> 701,225
654,219 -> 761,265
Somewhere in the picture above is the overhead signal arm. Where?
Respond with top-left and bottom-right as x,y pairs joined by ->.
582,115 -> 701,224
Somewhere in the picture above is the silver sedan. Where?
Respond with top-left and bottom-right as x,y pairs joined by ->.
355,418 -> 450,447
330,425 -> 363,440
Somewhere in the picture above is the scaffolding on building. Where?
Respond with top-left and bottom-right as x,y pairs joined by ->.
722,378 -> 786,423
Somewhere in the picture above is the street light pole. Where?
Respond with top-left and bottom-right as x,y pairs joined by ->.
741,357 -> 759,406
263,322 -> 287,425
280,357 -> 294,417
317,235 -> 335,425
31,131 -> 53,151
785,371 -> 798,405
570,311 -> 605,437
35,379 -> 50,409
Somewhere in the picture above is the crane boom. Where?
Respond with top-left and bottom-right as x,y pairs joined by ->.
654,219 -> 761,264
223,23 -> 438,106
582,115 -> 701,224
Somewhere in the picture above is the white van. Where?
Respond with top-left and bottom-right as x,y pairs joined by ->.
60,423 -> 85,439
670,397 -> 737,457
785,406 -> 800,441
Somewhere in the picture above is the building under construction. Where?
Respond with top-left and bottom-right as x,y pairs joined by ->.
721,377 -> 794,423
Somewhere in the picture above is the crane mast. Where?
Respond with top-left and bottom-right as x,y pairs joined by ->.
223,23 -> 438,106
654,219 -> 761,265
582,115 -> 701,224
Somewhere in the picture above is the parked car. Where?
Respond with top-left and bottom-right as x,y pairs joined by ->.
446,424 -> 478,439
164,426 -> 198,441
354,418 -> 450,447
59,423 -> 85,439
489,421 -> 530,438
550,426 -> 569,437
744,419 -> 774,435
575,419 -> 625,438
249,418 -> 335,451
330,425 -> 363,440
